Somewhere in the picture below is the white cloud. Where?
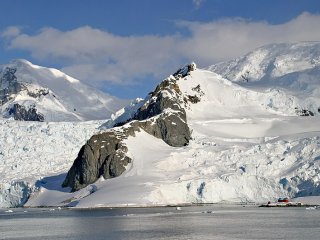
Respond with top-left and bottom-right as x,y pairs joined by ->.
192,0 -> 205,9
178,12 -> 320,64
2,12 -> 320,86
1,26 -> 21,38
4,26 -> 184,85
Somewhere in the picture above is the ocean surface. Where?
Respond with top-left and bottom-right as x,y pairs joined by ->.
1,205 -> 320,240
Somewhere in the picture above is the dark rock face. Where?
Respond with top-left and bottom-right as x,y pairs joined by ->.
62,131 -> 132,191
173,62 -> 196,79
0,66 -> 49,121
138,111 -> 190,147
0,67 -> 22,104
295,108 -> 314,116
63,63 -> 197,191
114,71 -> 192,147
27,88 -> 49,98
7,103 -> 44,121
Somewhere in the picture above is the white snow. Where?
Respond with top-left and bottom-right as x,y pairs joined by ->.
2,42 -> 320,208
208,42 -> 320,114
209,42 -> 320,83
24,66 -> 320,207
24,114 -> 320,208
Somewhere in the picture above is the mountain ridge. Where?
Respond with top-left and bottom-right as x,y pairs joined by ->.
0,59 -> 128,121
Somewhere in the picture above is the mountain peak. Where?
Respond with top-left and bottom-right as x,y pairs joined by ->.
209,42 -> 320,83
0,59 -> 128,121
7,59 -> 41,71
9,59 -> 33,65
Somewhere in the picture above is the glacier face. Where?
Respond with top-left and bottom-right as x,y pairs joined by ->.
0,181 -> 31,208
0,120 -> 102,208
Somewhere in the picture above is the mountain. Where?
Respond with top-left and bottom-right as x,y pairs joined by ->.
1,43 -> 320,208
0,59 -> 127,121
209,42 -> 320,84
209,42 -> 320,115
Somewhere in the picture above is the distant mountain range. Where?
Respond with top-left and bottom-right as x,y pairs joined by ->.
209,42 -> 320,115
0,59 -> 128,121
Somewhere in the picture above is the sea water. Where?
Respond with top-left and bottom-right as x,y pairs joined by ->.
1,205 -> 320,240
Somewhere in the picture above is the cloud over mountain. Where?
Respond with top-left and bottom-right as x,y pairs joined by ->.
2,12 -> 320,86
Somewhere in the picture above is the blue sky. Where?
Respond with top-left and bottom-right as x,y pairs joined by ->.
1,0 -> 320,99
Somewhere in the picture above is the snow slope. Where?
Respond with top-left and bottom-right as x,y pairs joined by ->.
24,63 -> 320,208
0,59 -> 127,121
209,42 -> 320,114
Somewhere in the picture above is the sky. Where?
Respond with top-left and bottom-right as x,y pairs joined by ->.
1,0 -> 320,99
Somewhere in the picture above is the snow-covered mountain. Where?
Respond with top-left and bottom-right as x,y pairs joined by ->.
2,43 -> 320,208
0,59 -> 127,121
209,42 -> 320,115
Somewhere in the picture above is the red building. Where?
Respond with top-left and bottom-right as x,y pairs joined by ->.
278,198 -> 290,203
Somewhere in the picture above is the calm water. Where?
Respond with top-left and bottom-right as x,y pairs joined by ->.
1,205 -> 320,240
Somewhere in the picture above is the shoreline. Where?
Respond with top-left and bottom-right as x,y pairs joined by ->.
6,202 -> 260,210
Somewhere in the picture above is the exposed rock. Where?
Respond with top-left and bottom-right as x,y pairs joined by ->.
295,108 -> 314,116
62,130 -> 132,191
0,66 -> 48,121
7,103 -> 44,121
184,84 -> 204,104
63,63 -> 197,191
114,71 -> 191,147
191,84 -> 202,93
27,88 -> 49,98
173,62 -> 197,80
186,95 -> 201,104
0,67 -> 23,104
138,111 -> 190,147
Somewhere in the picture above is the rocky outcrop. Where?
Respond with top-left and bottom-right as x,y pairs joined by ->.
138,111 -> 190,147
0,67 -> 22,104
26,88 -> 49,98
1,66 -> 48,121
7,104 -> 44,121
173,62 -> 196,79
63,109 -> 191,192
295,107 -> 314,116
111,63 -> 197,147
115,72 -> 191,146
62,130 -> 132,191
63,63 -> 197,191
